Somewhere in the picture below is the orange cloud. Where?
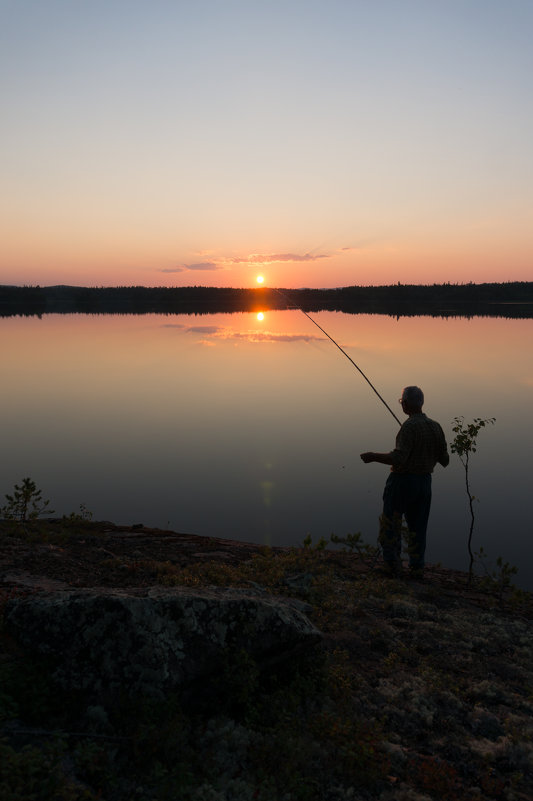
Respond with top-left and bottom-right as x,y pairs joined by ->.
228,252 -> 330,265
177,323 -> 325,345
185,262 -> 222,271
160,262 -> 223,273
230,331 -> 324,343
155,245 -> 356,283
186,325 -> 224,335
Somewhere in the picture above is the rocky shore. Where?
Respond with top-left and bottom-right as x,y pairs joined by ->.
1,519 -> 532,800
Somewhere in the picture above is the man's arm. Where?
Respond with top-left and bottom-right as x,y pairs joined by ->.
438,447 -> 450,467
361,423 -> 409,466
360,451 -> 395,465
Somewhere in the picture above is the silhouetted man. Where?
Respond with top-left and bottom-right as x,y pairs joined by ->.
360,386 -> 449,577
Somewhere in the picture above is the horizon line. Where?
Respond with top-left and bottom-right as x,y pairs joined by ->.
3,279 -> 532,292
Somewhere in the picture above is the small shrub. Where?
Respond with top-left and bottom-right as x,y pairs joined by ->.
1,478 -> 54,523
330,531 -> 379,564
475,547 -> 520,603
451,417 -> 495,582
302,534 -> 328,550
62,505 -> 93,524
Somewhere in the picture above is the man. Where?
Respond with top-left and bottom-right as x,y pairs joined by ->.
360,386 -> 449,577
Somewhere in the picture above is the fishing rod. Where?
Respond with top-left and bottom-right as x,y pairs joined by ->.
272,287 -> 402,426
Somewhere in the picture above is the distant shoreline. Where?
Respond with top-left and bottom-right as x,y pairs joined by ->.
1,281 -> 533,319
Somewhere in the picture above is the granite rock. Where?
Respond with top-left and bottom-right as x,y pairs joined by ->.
5,587 -> 321,698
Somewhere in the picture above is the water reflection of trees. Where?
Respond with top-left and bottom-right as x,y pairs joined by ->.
1,282 -> 533,319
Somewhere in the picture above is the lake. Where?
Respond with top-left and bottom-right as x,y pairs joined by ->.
2,310 -> 532,589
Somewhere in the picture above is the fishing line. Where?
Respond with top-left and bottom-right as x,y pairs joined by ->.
272,287 -> 402,426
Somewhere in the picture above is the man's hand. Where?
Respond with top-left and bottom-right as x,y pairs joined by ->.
360,452 -> 375,463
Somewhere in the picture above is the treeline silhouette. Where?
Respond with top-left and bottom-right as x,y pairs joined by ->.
1,281 -> 533,319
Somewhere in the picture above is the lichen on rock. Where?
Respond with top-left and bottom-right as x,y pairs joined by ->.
4,586 -> 322,698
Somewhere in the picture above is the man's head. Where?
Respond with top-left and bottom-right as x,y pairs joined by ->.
400,386 -> 424,414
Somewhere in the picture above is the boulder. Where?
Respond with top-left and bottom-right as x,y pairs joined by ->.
4,587 -> 321,699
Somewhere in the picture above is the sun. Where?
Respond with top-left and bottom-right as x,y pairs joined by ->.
256,275 -> 264,284
256,312 -> 264,321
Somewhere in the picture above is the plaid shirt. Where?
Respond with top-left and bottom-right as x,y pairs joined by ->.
390,413 -> 449,474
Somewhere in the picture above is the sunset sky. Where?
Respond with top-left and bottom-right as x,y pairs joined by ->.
1,0 -> 532,289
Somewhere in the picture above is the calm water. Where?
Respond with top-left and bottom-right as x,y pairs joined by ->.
2,310 -> 532,588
